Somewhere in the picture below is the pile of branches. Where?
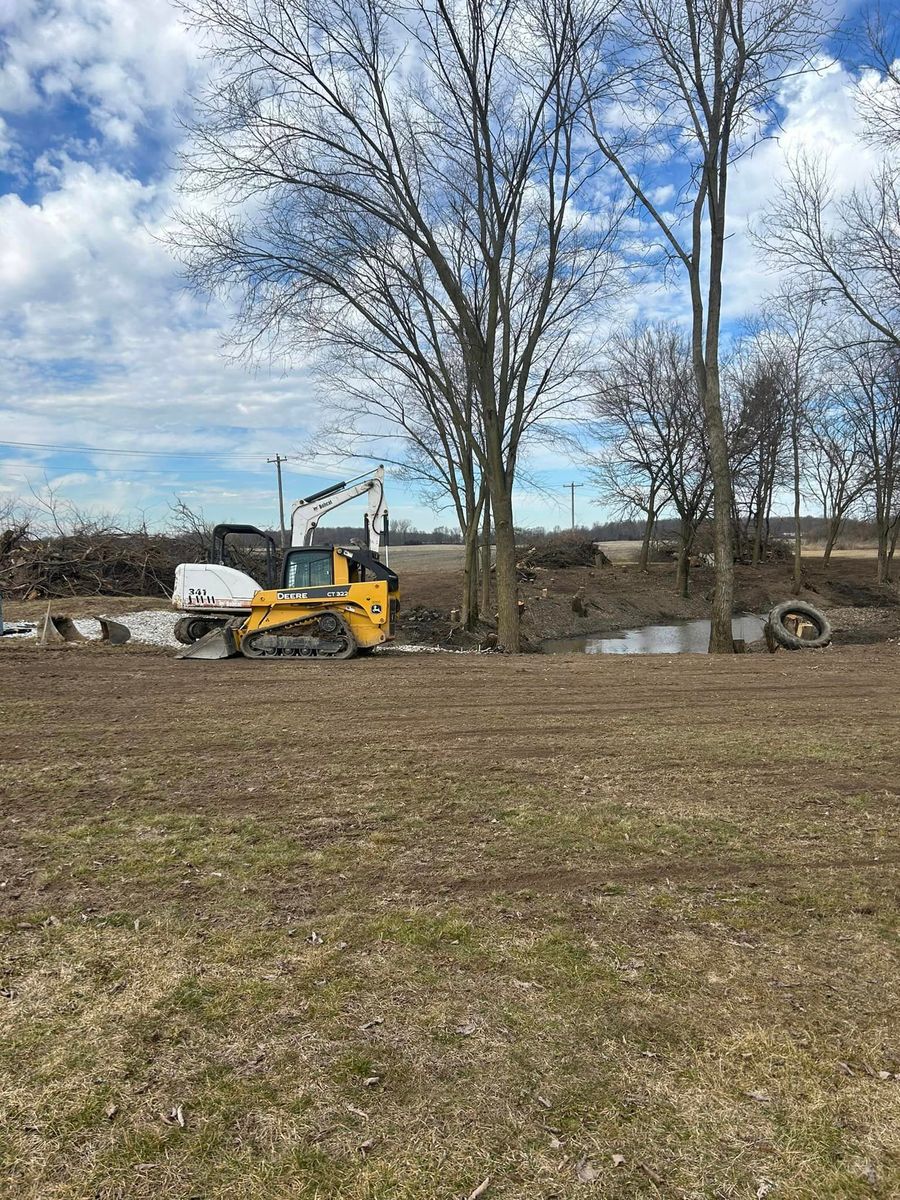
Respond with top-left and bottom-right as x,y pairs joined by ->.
517,538 -> 606,571
733,536 -> 794,565
1,496 -> 220,600
0,525 -> 197,600
0,497 -> 275,601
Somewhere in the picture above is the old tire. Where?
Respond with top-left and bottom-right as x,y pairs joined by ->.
175,616 -> 215,645
767,601 -> 832,651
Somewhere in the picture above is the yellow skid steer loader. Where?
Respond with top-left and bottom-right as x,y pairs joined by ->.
175,467 -> 398,662
178,544 -> 399,661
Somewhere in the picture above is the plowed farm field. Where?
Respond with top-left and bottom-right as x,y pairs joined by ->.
1,642 -> 899,1198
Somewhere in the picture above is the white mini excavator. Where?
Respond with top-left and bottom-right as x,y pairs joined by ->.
172,467 -> 399,661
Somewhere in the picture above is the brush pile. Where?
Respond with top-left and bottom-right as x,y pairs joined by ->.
516,538 -> 608,572
0,497 -> 279,601
0,525 -> 195,600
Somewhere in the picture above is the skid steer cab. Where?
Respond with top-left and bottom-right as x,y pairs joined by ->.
176,543 -> 399,662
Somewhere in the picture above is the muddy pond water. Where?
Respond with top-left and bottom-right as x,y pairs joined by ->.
543,614 -> 766,655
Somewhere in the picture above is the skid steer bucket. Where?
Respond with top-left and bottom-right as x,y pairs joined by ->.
98,617 -> 131,645
176,625 -> 238,660
38,614 -> 86,645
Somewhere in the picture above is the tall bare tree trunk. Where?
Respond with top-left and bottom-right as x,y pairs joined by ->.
482,389 -> 519,649
752,505 -> 764,566
480,502 -> 491,617
792,417 -> 802,594
697,347 -> 734,653
461,520 -> 480,629
877,524 -> 889,584
675,519 -> 691,598
490,482 -> 519,651
639,504 -> 656,572
823,516 -> 839,567
888,521 -> 899,579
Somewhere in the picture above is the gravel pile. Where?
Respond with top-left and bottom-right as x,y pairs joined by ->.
387,643 -> 484,654
7,609 -> 182,648
76,610 -> 181,647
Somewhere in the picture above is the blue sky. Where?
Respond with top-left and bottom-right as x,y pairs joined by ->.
0,0 -> 887,534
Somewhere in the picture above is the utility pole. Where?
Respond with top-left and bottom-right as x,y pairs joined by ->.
565,481 -> 584,531
268,454 -> 288,549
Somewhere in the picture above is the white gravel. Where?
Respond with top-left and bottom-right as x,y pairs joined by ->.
5,609 -> 182,647
76,610 -> 182,647
385,642 -> 484,654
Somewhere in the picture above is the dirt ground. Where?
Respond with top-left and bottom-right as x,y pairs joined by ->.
391,555 -> 900,649
1,633 -> 899,1198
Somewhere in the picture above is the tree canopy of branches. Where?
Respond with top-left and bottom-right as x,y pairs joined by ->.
734,287 -> 831,588
835,338 -> 900,582
803,390 -> 871,566
588,324 -> 710,593
316,343 -> 489,628
760,155 -> 900,352
859,7 -> 900,150
174,0 -> 625,651
728,344 -> 792,566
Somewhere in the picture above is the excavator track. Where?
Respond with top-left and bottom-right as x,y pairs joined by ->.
240,609 -> 358,660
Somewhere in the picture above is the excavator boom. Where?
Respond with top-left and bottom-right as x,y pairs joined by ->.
290,467 -> 388,556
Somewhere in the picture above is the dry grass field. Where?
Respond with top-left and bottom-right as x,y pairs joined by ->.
1,637 -> 899,1198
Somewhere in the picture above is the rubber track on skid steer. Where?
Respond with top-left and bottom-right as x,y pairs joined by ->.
240,610 -> 358,660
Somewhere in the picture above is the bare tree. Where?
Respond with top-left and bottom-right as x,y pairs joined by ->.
858,7 -> 900,149
591,453 -> 665,571
317,337 -> 488,628
835,337 -> 900,582
804,394 -> 871,565
581,0 -> 823,649
587,342 -> 670,572
589,324 -> 711,594
174,0 -> 625,652
754,287 -> 832,590
759,154 -> 900,351
729,347 -> 790,566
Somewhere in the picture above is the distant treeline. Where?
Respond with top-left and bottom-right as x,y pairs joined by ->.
315,514 -> 881,548
312,520 -> 463,545
556,515 -> 881,546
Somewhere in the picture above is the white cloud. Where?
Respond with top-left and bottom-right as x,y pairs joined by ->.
0,0 -> 199,139
0,156 -> 331,524
612,57 -> 885,332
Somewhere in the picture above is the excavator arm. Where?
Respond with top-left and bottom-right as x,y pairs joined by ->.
290,466 -> 389,556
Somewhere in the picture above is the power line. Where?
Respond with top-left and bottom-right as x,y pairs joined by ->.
0,438 -> 276,461
7,465 -> 257,479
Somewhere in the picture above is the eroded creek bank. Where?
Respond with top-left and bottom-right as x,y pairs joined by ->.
395,557 -> 900,652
